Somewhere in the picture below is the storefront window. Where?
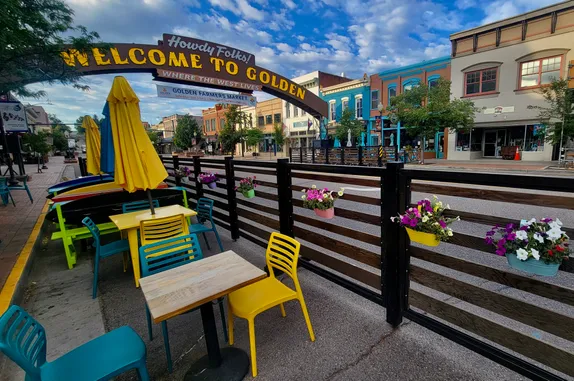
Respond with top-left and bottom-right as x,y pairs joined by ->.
424,136 -> 435,152
524,124 -> 546,151
471,129 -> 481,151
456,132 -> 469,151
508,126 -> 525,148
382,129 -> 396,147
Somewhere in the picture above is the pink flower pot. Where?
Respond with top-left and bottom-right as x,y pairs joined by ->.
314,208 -> 334,219
207,182 -> 217,189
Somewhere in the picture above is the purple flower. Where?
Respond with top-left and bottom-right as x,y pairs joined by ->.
519,225 -> 529,231
439,220 -> 447,229
409,220 -> 417,227
506,232 -> 516,241
541,218 -> 553,223
486,230 -> 495,237
497,238 -> 506,248
485,237 -> 494,245
401,216 -> 410,225
495,247 -> 507,256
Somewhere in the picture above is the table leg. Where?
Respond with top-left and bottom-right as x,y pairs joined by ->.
184,302 -> 249,381
127,229 -> 141,288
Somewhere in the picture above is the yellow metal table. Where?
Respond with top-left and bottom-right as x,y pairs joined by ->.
109,204 -> 197,287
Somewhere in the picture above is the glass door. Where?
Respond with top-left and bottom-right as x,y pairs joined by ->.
484,131 -> 496,157
496,130 -> 506,157
435,132 -> 444,159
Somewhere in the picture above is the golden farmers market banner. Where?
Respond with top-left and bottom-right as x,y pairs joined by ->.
60,34 -> 327,117
156,84 -> 257,106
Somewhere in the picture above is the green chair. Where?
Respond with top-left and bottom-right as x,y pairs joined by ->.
0,305 -> 150,381
189,197 -> 224,252
0,177 -> 16,207
140,233 -> 228,373
82,217 -> 130,299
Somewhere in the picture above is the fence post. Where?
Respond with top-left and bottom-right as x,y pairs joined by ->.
341,147 -> 345,165
224,156 -> 240,240
378,146 -> 383,167
312,146 -> 315,163
325,146 -> 330,165
289,147 -> 293,162
382,161 -> 406,327
172,154 -> 180,172
299,146 -> 303,163
193,156 -> 203,200
359,146 -> 363,166
276,158 -> 293,237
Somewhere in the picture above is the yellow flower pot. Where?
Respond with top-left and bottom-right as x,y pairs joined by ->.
405,228 -> 440,247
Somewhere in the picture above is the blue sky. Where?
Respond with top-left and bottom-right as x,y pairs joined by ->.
24,0 -> 559,126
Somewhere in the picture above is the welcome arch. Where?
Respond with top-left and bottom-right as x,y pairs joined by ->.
61,34 -> 328,118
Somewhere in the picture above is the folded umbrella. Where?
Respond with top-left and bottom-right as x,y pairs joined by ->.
100,102 -> 115,175
80,115 -> 102,175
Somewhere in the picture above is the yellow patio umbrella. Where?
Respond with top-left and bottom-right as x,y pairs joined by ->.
106,76 -> 168,213
80,115 -> 102,175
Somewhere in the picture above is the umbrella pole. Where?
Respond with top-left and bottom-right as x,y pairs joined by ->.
147,189 -> 156,215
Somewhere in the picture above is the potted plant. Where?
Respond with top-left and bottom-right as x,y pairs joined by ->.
392,196 -> 459,246
236,176 -> 256,198
198,172 -> 218,189
169,166 -> 191,186
301,185 -> 344,219
486,218 -> 570,276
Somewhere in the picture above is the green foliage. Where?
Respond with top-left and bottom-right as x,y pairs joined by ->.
531,78 -> 574,145
386,78 -> 476,139
52,127 -> 68,152
75,114 -> 102,134
173,116 -> 201,149
245,128 -> 263,148
272,123 -> 285,147
218,105 -> 245,154
0,0 -> 106,98
335,108 -> 364,143
22,131 -> 51,155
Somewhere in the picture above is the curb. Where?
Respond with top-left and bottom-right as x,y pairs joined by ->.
0,200 -> 50,316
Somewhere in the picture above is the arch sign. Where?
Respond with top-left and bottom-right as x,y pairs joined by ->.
61,34 -> 328,118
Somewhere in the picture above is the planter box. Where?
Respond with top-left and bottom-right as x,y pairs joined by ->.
506,254 -> 560,276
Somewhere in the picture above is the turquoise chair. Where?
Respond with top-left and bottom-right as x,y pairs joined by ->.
122,199 -> 160,213
140,233 -> 228,373
0,305 -> 150,381
8,176 -> 33,203
189,198 -> 224,252
82,217 -> 130,299
0,177 -> 16,207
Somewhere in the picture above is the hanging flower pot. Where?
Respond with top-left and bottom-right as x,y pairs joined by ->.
486,218 -> 569,278
314,208 -> 334,219
392,196 -> 459,247
243,189 -> 255,198
506,253 -> 560,276
207,182 -> 217,189
198,172 -> 218,189
405,228 -> 440,246
236,176 -> 257,199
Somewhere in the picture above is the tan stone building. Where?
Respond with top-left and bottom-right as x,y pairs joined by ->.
25,105 -> 50,133
448,1 -> 574,161
255,98 -> 283,152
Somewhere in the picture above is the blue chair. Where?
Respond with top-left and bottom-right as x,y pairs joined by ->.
0,305 -> 150,381
82,217 -> 130,299
122,199 -> 160,213
189,198 -> 224,252
140,234 -> 228,373
8,176 -> 33,203
0,177 -> 16,207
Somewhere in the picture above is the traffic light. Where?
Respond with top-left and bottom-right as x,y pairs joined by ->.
569,60 -> 574,89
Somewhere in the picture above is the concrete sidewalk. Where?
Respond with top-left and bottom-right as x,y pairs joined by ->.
0,157 -> 73,292
1,225 -> 527,381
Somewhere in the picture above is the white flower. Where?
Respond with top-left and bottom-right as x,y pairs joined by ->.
516,248 -> 529,261
533,233 -> 544,244
433,222 -> 439,226
318,198 -> 323,202
390,217 -> 397,222
446,204 -> 451,209
547,228 -> 563,241
438,201 -> 443,208
447,229 -> 453,237
515,230 -> 528,240
422,216 -> 429,223
549,219 -> 563,230
301,195 -> 306,200
340,188 -> 345,191
338,191 -> 344,197
530,248 -> 540,260
301,189 -> 306,193
311,185 -> 317,189
520,218 -> 536,227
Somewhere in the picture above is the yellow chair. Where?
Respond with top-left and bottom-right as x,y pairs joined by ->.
139,214 -> 187,246
227,232 -> 315,377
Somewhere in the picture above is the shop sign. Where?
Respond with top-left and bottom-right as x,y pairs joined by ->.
0,102 -> 28,132
484,106 -> 515,114
156,84 -> 257,106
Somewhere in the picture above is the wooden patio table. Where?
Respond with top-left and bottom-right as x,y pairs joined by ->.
139,250 -> 266,380
109,204 -> 197,287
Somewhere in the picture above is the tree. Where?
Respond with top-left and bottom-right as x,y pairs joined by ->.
245,128 -> 263,150
218,105 -> 245,155
335,108 -> 364,144
22,131 -> 51,156
531,78 -> 574,146
0,0 -> 106,98
173,116 -> 201,150
272,123 -> 286,155
52,127 -> 68,152
147,130 -> 160,151
387,78 -> 476,140
75,114 -> 102,134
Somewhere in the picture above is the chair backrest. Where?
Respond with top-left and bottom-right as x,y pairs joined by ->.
0,305 -> 47,380
82,216 -> 101,246
139,233 -> 203,277
0,177 -> 8,191
122,199 -> 160,213
196,197 -> 214,223
140,213 -> 187,246
265,232 -> 301,287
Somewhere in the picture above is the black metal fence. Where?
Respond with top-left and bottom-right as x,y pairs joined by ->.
289,145 -> 424,166
161,154 -> 574,381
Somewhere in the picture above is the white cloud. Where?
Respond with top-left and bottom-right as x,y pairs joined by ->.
235,0 -> 266,21
281,0 -> 296,9
276,43 -> 293,53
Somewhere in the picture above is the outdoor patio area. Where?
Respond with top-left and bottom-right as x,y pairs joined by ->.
1,221 -> 527,381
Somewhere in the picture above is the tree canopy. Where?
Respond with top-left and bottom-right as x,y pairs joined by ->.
386,78 -> 476,139
218,105 -> 245,154
272,123 -> 286,147
532,78 -> 574,145
335,108 -> 364,144
173,116 -> 202,150
22,131 -> 51,156
245,128 -> 263,148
